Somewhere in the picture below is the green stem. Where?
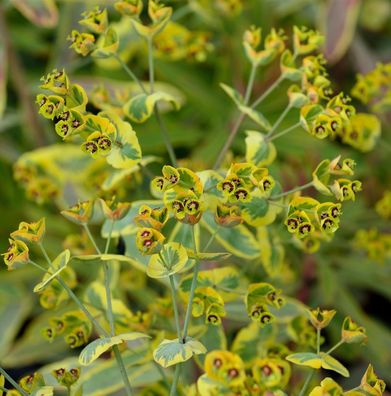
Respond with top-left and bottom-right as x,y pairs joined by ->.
58,276 -> 109,336
81,226 -> 134,396
298,370 -> 315,396
213,64 -> 258,170
250,75 -> 284,109
169,365 -> 181,396
181,226 -> 200,342
114,53 -> 146,94
266,104 -> 292,138
103,262 -> 115,336
38,242 -> 52,267
37,246 -> 133,394
169,275 -> 182,339
112,346 -> 134,396
103,219 -> 116,335
325,339 -> 345,356
244,63 -> 257,103
147,36 -> 178,167
267,121 -> 301,142
204,227 -> 220,251
270,181 -> 314,200
147,37 -> 155,94
83,224 -> 102,254
316,328 -> 321,355
0,367 -> 28,396
155,363 -> 170,391
105,220 -> 115,254
154,107 -> 178,167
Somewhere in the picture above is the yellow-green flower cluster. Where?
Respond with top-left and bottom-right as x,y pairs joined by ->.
285,197 -> 343,253
153,22 -> 212,62
152,165 -> 204,225
42,310 -> 92,348
375,190 -> 391,220
354,228 -> 391,263
68,7 -> 118,59
246,282 -> 285,327
243,26 -> 286,66
351,62 -> 391,113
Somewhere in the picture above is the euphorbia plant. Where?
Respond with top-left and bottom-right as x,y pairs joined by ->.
1,1 -> 388,396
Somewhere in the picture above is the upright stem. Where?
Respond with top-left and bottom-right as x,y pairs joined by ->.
113,54 -> 146,94
147,36 -> 178,167
316,328 -> 321,355
298,370 -> 314,396
103,262 -> 115,336
267,121 -> 301,142
169,365 -> 181,396
270,181 -> 314,200
105,220 -> 115,255
266,104 -> 292,138
0,367 -> 28,396
32,251 -> 108,337
251,75 -> 284,109
57,276 -> 109,337
154,107 -> 178,167
213,64 -> 258,170
112,346 -> 134,396
83,224 -> 102,254
204,227 -> 220,251
169,275 -> 182,339
81,224 -> 134,396
325,339 -> 345,356
39,241 -> 133,396
181,226 -> 200,342
147,37 -> 155,94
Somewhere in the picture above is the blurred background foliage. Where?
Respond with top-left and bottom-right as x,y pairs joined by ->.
0,0 -> 390,392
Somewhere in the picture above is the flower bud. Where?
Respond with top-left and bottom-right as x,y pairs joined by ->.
341,316 -> 367,344
136,228 -> 165,255
2,239 -> 30,270
11,218 -> 46,244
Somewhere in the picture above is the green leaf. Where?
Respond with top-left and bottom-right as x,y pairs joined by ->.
286,352 -> 322,368
153,337 -> 207,368
232,322 -> 274,364
220,83 -> 243,107
102,156 -> 158,190
0,281 -> 32,360
312,158 -> 332,195
102,111 -> 142,169
91,27 -> 119,59
79,332 -> 150,365
33,249 -> 70,292
240,193 -> 269,226
257,227 -> 284,276
197,374 -> 229,396
123,92 -> 181,123
245,130 -> 276,167
200,212 -> 261,259
73,345 -> 161,395
179,266 -> 241,302
239,107 -> 272,132
320,353 -> 350,377
146,242 -> 188,278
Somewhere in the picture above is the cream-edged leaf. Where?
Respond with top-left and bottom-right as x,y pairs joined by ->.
79,332 -> 149,365
153,337 -> 206,368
